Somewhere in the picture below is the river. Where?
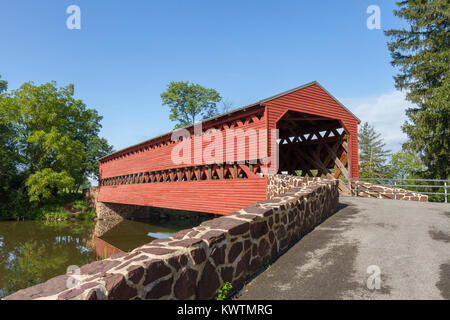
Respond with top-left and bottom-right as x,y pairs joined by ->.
0,214 -> 212,298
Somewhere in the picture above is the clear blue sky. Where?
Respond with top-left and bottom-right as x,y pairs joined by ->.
0,0 -> 409,153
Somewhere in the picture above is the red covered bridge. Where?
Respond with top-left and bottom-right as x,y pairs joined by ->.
98,81 -> 360,215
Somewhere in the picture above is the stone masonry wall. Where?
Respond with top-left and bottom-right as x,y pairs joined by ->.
267,175 -> 329,199
84,186 -> 98,208
4,176 -> 339,300
355,181 -> 428,202
84,186 -> 146,220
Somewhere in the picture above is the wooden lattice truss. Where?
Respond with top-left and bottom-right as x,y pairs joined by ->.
277,111 -> 349,183
100,161 -> 264,186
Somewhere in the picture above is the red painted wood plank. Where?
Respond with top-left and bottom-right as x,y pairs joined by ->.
98,178 -> 268,215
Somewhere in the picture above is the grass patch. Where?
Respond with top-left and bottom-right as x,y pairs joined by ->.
1,198 -> 96,222
216,282 -> 233,300
34,205 -> 73,221
72,199 -> 96,221
76,210 -> 95,221
71,200 -> 91,212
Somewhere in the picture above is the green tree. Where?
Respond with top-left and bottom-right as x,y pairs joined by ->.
0,75 -> 7,94
0,75 -> 26,216
385,0 -> 449,180
387,149 -> 424,179
83,136 -> 113,181
0,81 -> 113,206
25,169 -> 75,203
161,81 -> 222,129
358,122 -> 391,178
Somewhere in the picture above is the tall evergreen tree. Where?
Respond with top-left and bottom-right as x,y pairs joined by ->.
358,122 -> 391,178
385,0 -> 449,179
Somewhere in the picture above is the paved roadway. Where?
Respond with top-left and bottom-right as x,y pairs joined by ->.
235,197 -> 450,300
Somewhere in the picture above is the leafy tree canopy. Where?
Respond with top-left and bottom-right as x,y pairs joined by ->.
0,75 -> 7,94
387,149 -> 425,179
0,75 -> 22,212
161,81 -> 222,129
358,122 -> 391,178
0,80 -> 113,206
385,0 -> 449,179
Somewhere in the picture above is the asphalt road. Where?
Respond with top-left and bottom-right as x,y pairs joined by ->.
235,197 -> 450,300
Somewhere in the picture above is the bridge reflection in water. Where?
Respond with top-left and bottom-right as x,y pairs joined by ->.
91,219 -> 176,258
90,217 -> 212,259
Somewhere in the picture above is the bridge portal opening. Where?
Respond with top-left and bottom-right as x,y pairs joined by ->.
276,110 -> 350,192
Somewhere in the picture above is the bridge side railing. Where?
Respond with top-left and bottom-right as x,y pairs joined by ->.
99,160 -> 266,186
350,178 -> 449,203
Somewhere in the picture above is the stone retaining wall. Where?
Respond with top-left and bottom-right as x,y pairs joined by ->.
355,181 -> 428,202
85,186 -> 151,220
84,186 -> 98,208
4,176 -> 339,300
267,175 -> 328,199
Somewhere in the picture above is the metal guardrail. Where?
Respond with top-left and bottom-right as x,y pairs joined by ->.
350,178 -> 449,203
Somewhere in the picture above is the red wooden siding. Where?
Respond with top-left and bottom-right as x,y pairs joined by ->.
97,179 -> 268,215
265,83 -> 359,178
99,106 -> 266,179
97,81 -> 359,215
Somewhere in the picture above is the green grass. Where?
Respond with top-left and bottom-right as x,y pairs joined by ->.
34,205 -> 74,221
216,282 -> 233,300
1,191 -> 89,220
1,197 -> 96,222
71,200 -> 91,212
71,200 -> 96,221
76,210 -> 96,221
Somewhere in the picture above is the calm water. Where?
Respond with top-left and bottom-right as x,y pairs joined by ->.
0,216 -> 211,298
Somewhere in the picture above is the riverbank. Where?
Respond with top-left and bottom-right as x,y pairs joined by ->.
0,210 -> 215,298
0,196 -> 96,222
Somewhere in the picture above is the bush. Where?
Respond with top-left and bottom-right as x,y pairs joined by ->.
0,189 -> 33,220
0,191 -> 94,221
25,169 -> 75,204
76,210 -> 95,221
71,200 -> 90,212
34,205 -> 73,221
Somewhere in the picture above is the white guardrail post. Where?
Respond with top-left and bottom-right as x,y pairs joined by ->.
394,178 -> 397,200
445,181 -> 448,204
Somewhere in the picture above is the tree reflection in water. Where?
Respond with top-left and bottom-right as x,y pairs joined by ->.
0,213 -> 213,297
0,221 -> 95,297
